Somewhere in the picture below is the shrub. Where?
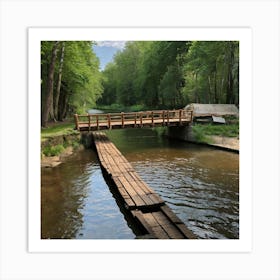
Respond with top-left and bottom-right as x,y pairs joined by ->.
42,145 -> 65,157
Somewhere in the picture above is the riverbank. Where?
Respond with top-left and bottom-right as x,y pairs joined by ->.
207,135 -> 239,152
41,122 -> 83,168
167,124 -> 239,152
41,120 -> 239,168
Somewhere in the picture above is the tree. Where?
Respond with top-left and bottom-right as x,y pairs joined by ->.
41,41 -> 103,125
41,41 -> 59,127
54,42 -> 65,120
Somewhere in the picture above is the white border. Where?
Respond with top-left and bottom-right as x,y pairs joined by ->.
28,27 -> 252,253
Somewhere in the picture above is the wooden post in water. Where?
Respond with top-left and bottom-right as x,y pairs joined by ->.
74,114 -> 79,131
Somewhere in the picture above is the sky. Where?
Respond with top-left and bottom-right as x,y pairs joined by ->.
93,41 -> 126,71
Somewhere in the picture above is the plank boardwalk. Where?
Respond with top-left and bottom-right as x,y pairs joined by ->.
93,132 -> 197,239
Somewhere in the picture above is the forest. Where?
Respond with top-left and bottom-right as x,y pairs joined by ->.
41,41 -> 239,127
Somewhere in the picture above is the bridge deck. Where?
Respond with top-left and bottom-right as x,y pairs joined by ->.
93,132 -> 197,239
75,109 -> 192,131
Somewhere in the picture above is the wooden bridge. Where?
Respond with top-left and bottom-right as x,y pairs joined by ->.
74,109 -> 193,131
93,132 -> 197,239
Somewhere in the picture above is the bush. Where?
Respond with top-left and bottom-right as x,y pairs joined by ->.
42,145 -> 65,157
192,126 -> 212,143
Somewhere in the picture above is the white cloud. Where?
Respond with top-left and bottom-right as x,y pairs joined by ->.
96,41 -> 127,49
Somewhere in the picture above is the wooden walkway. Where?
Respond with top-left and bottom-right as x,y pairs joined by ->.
75,109 -> 192,131
93,132 -> 197,239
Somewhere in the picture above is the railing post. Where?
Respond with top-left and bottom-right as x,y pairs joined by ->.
74,114 -> 79,131
107,114 -> 111,129
151,111 -> 154,127
88,114 -> 91,131
121,112 -> 124,128
179,109 -> 182,125
162,110 -> 165,126
140,112 -> 143,127
96,115 -> 99,130
167,110 -> 169,126
134,113 -> 137,127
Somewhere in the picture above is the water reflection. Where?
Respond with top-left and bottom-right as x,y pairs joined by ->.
41,149 -> 135,239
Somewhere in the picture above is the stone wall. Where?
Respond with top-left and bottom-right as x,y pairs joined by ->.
167,125 -> 195,142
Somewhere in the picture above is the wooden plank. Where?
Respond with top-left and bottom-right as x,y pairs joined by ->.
93,131 -> 197,239
160,205 -> 197,239
142,213 -> 169,239
152,211 -> 184,239
131,210 -> 155,236
160,205 -> 183,224
175,223 -> 197,239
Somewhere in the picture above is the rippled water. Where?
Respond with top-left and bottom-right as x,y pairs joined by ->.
41,128 -> 239,239
106,129 -> 239,239
41,150 -> 135,239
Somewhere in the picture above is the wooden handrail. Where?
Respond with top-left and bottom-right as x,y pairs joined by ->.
74,109 -> 192,131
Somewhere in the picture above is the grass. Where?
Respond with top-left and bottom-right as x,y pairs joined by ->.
41,122 -> 81,158
42,144 -> 65,157
192,123 -> 239,140
41,122 -> 78,140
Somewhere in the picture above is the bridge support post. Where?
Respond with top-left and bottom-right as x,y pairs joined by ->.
179,109 -> 182,125
88,114 -> 91,131
74,114 -> 79,131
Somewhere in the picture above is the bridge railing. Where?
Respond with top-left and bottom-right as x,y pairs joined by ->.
74,109 -> 193,131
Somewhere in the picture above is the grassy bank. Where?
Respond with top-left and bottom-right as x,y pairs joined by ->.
41,122 -> 76,140
41,122 -> 80,157
192,123 -> 239,143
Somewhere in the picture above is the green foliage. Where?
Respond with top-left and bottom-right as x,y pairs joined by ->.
183,41 -> 239,104
41,41 -> 103,123
192,123 -> 239,139
99,41 -> 239,111
42,145 -> 65,157
41,123 -> 77,139
192,126 -> 212,143
96,103 -> 148,113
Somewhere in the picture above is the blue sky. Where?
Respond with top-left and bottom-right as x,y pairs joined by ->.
93,41 -> 126,71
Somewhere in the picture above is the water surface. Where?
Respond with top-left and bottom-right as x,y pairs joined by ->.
41,128 -> 239,239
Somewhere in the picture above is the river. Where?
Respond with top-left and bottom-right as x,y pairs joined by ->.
41,128 -> 239,239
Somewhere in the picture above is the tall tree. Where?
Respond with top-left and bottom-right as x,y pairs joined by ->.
41,41 -> 103,125
54,42 -> 65,120
41,41 -> 59,127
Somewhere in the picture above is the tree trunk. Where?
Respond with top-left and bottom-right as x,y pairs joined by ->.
226,42 -> 234,104
54,42 -> 65,120
41,41 -> 59,127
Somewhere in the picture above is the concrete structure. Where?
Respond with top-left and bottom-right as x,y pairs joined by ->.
185,103 -> 239,118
